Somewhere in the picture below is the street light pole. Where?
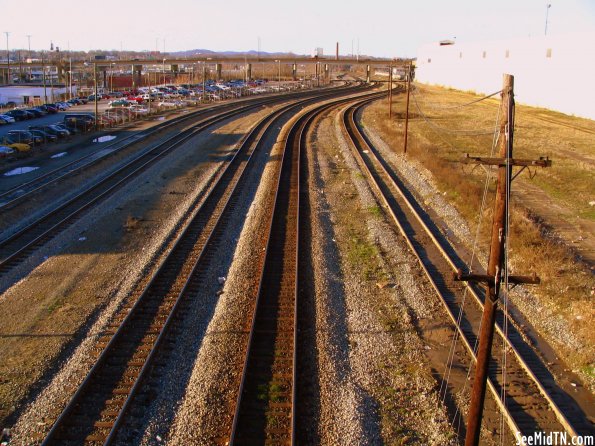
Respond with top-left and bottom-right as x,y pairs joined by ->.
69,57 -> 73,99
94,62 -> 98,130
26,34 -> 32,82
42,52 -> 47,104
202,63 -> 206,103
4,32 -> 10,84
545,3 -> 552,36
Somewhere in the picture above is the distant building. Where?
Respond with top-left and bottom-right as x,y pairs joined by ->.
0,84 -> 77,105
416,32 -> 595,120
313,47 -> 324,58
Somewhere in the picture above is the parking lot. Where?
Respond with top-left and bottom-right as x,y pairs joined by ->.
0,79 -> 312,160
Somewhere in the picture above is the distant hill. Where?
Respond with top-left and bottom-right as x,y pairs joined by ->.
170,49 -> 304,58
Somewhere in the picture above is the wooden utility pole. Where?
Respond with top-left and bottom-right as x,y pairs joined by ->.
388,65 -> 393,119
403,62 -> 411,154
455,74 -> 550,445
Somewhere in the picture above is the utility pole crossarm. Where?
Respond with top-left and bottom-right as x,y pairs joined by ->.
462,154 -> 552,168
453,269 -> 541,285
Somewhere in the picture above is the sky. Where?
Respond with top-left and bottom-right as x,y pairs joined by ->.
1,0 -> 594,58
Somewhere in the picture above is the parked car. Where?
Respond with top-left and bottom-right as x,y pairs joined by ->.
64,113 -> 95,130
54,123 -> 77,135
3,138 -> 32,152
0,146 -> 16,158
32,107 -> 49,115
39,104 -> 58,114
24,108 -> 44,118
7,130 -> 39,145
29,129 -> 58,143
5,109 -> 31,121
32,124 -> 70,138
129,105 -> 149,115
108,99 -> 131,108
87,94 -> 101,102
126,96 -> 145,104
0,113 -> 15,123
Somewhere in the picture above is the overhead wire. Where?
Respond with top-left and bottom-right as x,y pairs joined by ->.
412,84 -> 502,110
411,88 -> 498,136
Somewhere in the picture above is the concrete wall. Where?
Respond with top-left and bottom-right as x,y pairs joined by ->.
415,32 -> 595,120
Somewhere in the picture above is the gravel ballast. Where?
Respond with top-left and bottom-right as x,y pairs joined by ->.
2,107 -> 272,443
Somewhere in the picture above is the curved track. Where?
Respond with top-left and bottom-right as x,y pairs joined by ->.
341,97 -> 594,440
0,86 -> 355,211
39,84 -> 373,445
229,89 -> 387,445
0,85 -> 361,275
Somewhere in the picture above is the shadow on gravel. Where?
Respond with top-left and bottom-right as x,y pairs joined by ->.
0,299 -> 109,430
0,132 -> 243,295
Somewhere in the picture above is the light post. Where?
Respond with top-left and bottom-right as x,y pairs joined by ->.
162,58 -> 166,86
110,62 -> 114,93
202,62 -> 206,104
93,62 -> 98,130
275,59 -> 280,90
545,3 -> 552,36
42,52 -> 47,104
4,32 -> 10,84
26,34 -> 32,82
69,57 -> 73,99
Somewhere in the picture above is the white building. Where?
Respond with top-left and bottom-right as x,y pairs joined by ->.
415,32 -> 595,120
0,85 -> 77,105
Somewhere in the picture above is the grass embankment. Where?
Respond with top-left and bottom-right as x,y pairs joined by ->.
362,83 -> 594,384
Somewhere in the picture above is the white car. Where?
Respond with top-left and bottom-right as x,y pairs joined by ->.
0,114 -> 16,123
0,145 -> 16,158
129,106 -> 149,114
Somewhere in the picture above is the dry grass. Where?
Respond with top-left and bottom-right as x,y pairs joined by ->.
361,84 -> 594,382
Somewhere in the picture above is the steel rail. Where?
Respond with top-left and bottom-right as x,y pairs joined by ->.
0,84 -> 362,275
229,89 -> 387,445
40,84 -> 368,446
342,97 -> 591,438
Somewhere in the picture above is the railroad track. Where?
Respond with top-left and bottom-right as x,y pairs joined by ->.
0,84 -> 362,276
0,84 -> 354,211
341,97 -> 594,440
228,89 -> 387,445
39,84 -> 372,445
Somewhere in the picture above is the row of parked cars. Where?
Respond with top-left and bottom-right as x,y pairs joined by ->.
0,98 -> 89,125
0,122 -> 80,159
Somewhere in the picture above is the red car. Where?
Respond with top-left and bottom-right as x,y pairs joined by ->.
126,96 -> 144,104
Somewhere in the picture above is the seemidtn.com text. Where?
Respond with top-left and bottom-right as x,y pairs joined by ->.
515,432 -> 594,446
